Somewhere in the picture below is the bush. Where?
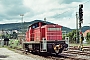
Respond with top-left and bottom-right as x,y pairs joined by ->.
86,32 -> 90,44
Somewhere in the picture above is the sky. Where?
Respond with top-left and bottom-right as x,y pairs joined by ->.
0,0 -> 90,29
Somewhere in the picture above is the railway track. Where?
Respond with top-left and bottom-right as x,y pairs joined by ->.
69,46 -> 90,51
63,50 -> 90,56
41,46 -> 90,60
11,46 -> 90,60
68,46 -> 90,56
46,53 -> 88,60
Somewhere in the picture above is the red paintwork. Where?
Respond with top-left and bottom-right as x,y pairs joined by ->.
41,25 -> 62,40
26,31 -> 29,41
26,22 -> 62,42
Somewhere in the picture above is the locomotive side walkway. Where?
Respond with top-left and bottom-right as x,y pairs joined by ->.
0,48 -> 39,60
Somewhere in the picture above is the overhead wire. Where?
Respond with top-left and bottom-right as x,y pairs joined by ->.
58,0 -> 90,16
55,0 -> 90,28
83,0 -> 90,4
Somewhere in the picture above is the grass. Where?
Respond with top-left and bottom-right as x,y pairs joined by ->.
0,39 -> 22,51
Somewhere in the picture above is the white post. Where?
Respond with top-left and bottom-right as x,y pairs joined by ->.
65,37 -> 69,50
42,38 -> 47,52
1,39 -> 4,47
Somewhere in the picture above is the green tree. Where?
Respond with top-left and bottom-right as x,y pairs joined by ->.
66,30 -> 79,43
5,32 -> 11,38
86,32 -> 90,43
12,32 -> 18,39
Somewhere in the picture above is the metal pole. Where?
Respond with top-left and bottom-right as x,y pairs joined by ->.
89,23 -> 90,29
44,18 -> 46,24
78,19 -> 83,51
79,23 -> 82,50
20,14 -> 24,33
1,30 -> 4,47
78,4 -> 83,51
76,12 -> 78,43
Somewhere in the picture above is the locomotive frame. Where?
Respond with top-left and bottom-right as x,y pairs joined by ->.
23,20 -> 68,55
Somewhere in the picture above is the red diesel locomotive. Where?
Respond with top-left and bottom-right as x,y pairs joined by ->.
23,20 -> 68,55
